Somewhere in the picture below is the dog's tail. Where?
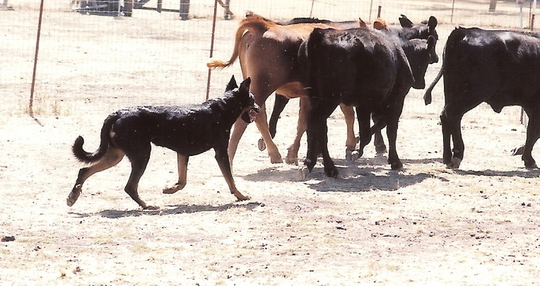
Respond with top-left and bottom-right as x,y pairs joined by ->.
72,113 -> 119,163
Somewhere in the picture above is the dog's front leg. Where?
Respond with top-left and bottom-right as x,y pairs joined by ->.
163,153 -> 188,194
214,147 -> 250,201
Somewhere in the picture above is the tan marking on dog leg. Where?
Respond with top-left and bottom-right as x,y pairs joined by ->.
67,147 -> 125,207
215,149 -> 250,201
163,153 -> 188,194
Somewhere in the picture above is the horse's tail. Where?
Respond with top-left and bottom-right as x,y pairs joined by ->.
423,47 -> 445,105
207,15 -> 273,69
72,113 -> 119,163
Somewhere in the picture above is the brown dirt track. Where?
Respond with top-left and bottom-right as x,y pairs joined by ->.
1,4 -> 540,285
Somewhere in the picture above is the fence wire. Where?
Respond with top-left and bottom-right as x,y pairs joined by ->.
0,0 -> 531,123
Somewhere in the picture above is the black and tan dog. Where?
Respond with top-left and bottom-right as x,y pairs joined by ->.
67,76 -> 258,209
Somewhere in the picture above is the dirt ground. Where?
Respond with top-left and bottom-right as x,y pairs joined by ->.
1,4 -> 540,286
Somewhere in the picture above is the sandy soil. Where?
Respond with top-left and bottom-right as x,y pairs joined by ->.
1,5 -> 539,285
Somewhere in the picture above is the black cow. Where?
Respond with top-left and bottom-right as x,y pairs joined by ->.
301,28 -> 437,177
424,27 -> 540,168
268,15 -> 438,158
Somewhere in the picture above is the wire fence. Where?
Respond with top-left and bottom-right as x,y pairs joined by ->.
0,0 -> 532,123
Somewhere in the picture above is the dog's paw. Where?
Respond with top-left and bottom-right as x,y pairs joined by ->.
143,205 -> 160,210
66,184 -> 82,207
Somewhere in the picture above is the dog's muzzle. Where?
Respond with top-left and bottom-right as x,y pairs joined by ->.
241,103 -> 259,123
248,103 -> 260,122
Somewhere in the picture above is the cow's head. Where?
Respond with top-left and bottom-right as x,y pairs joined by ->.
403,36 -> 437,89
394,15 -> 439,62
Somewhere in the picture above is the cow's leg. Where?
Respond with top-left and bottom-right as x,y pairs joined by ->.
163,153 -> 189,194
215,146 -> 250,201
124,145 -> 155,210
255,103 -> 283,163
355,106 -> 372,159
521,110 -> 540,168
228,117 -> 249,165
386,116 -> 403,170
67,147 -> 125,207
371,112 -> 387,154
440,102 -> 476,169
286,96 -> 311,165
373,131 -> 387,154
340,104 -> 359,161
258,93 -> 290,151
305,100 -> 339,177
269,93 -> 289,139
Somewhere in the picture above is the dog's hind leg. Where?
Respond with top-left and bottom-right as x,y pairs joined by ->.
215,147 -> 250,201
163,153 -> 189,194
124,146 -> 157,210
67,147 -> 125,207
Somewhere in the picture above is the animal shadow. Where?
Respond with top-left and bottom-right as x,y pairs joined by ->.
69,201 -> 263,219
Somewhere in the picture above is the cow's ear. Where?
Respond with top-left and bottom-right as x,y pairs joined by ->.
239,77 -> 251,94
358,18 -> 367,28
428,16 -> 437,29
226,75 -> 238,91
427,35 -> 436,50
399,14 -> 413,28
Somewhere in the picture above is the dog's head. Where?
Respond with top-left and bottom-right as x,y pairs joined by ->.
226,76 -> 259,123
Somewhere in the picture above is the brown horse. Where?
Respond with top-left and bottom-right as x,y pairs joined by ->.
208,12 -> 361,165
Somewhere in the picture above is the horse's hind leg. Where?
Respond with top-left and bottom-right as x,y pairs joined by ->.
67,147 -> 125,207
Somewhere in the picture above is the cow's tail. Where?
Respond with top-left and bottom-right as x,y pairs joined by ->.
206,26 -> 242,69
72,113 -> 119,164
207,18 -> 270,70
423,47 -> 446,105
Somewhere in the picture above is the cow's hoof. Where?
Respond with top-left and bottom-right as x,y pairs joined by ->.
285,155 -> 298,165
375,145 -> 387,154
299,166 -> 310,180
270,154 -> 283,164
524,161 -> 538,169
345,149 -> 360,161
258,138 -> 266,151
325,167 -> 339,178
390,161 -> 403,170
234,193 -> 251,201
451,157 -> 462,169
511,145 -> 525,156
143,205 -> 160,210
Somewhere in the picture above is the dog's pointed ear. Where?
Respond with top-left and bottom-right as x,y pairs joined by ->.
239,77 -> 251,93
226,75 -> 238,91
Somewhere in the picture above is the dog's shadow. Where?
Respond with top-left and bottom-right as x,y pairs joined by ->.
70,201 -> 262,219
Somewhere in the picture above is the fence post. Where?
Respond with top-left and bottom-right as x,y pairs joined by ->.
489,0 -> 497,12
180,0 -> 189,20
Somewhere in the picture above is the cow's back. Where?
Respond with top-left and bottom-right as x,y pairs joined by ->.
444,27 -> 540,111
303,28 -> 406,106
